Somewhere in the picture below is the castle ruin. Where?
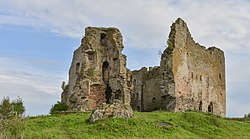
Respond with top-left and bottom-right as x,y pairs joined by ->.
61,18 -> 226,118
61,27 -> 132,111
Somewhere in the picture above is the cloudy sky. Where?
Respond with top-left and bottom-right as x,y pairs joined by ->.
0,0 -> 249,117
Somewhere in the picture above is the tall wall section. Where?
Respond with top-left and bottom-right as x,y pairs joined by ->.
168,18 -> 226,116
61,27 -> 132,111
131,18 -> 226,117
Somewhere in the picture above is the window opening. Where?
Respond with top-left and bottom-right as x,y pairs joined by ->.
199,101 -> 202,111
102,61 -> 109,83
100,33 -> 107,46
208,102 -> 213,113
105,84 -> 112,104
76,63 -> 80,74
152,97 -> 156,103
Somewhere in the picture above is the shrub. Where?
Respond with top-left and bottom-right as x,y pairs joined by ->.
0,97 -> 25,138
0,97 -> 12,120
0,97 -> 25,120
244,113 -> 250,118
11,97 -> 25,117
50,101 -> 69,114
61,81 -> 66,91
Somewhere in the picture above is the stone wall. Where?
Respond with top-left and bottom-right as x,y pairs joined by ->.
131,18 -> 226,117
131,67 -> 164,111
169,18 -> 226,116
61,27 -> 132,112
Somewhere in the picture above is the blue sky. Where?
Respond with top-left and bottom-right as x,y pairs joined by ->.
0,0 -> 249,117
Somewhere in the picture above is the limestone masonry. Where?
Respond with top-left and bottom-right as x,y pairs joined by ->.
61,18 -> 226,117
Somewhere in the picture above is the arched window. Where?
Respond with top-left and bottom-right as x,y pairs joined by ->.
208,102 -> 213,113
76,62 -> 80,74
136,93 -> 139,100
102,61 -> 109,83
199,101 -> 202,111
152,97 -> 156,103
105,84 -> 112,104
100,33 -> 107,46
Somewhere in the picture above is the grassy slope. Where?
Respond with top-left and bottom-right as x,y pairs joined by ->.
22,112 -> 250,139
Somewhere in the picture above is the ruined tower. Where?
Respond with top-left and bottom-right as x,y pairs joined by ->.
61,27 -> 132,112
131,18 -> 226,117
167,18 -> 226,116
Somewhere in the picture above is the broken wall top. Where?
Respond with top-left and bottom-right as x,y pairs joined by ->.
80,27 -> 124,52
167,18 -> 224,57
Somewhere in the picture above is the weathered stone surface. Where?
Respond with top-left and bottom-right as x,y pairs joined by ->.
61,27 -> 132,113
89,101 -> 133,123
131,18 -> 226,117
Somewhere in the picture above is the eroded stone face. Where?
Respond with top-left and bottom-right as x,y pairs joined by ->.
131,18 -> 226,117
61,27 -> 132,112
169,18 -> 226,116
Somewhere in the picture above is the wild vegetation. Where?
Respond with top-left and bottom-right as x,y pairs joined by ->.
0,97 -> 25,138
0,97 -> 25,120
50,101 -> 69,114
1,111 -> 249,139
0,97 -> 249,138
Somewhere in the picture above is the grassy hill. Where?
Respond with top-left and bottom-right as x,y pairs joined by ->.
1,111 -> 250,138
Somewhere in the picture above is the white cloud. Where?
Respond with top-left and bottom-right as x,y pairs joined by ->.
0,57 -> 64,115
1,0 -> 250,52
0,0 -> 250,117
0,58 -> 64,94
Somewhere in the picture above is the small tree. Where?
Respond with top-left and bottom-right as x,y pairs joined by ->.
50,101 -> 69,114
0,97 -> 25,120
0,97 -> 25,138
0,97 -> 12,119
11,97 -> 25,117
61,81 -> 66,91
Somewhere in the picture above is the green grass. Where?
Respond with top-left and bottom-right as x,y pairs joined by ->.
2,111 -> 250,139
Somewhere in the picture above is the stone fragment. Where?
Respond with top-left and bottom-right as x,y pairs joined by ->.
89,100 -> 133,123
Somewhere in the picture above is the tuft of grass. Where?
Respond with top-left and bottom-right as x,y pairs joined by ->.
1,111 -> 250,138
0,116 -> 26,138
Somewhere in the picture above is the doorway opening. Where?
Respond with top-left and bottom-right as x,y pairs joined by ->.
208,102 -> 213,113
199,101 -> 202,111
105,84 -> 112,104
